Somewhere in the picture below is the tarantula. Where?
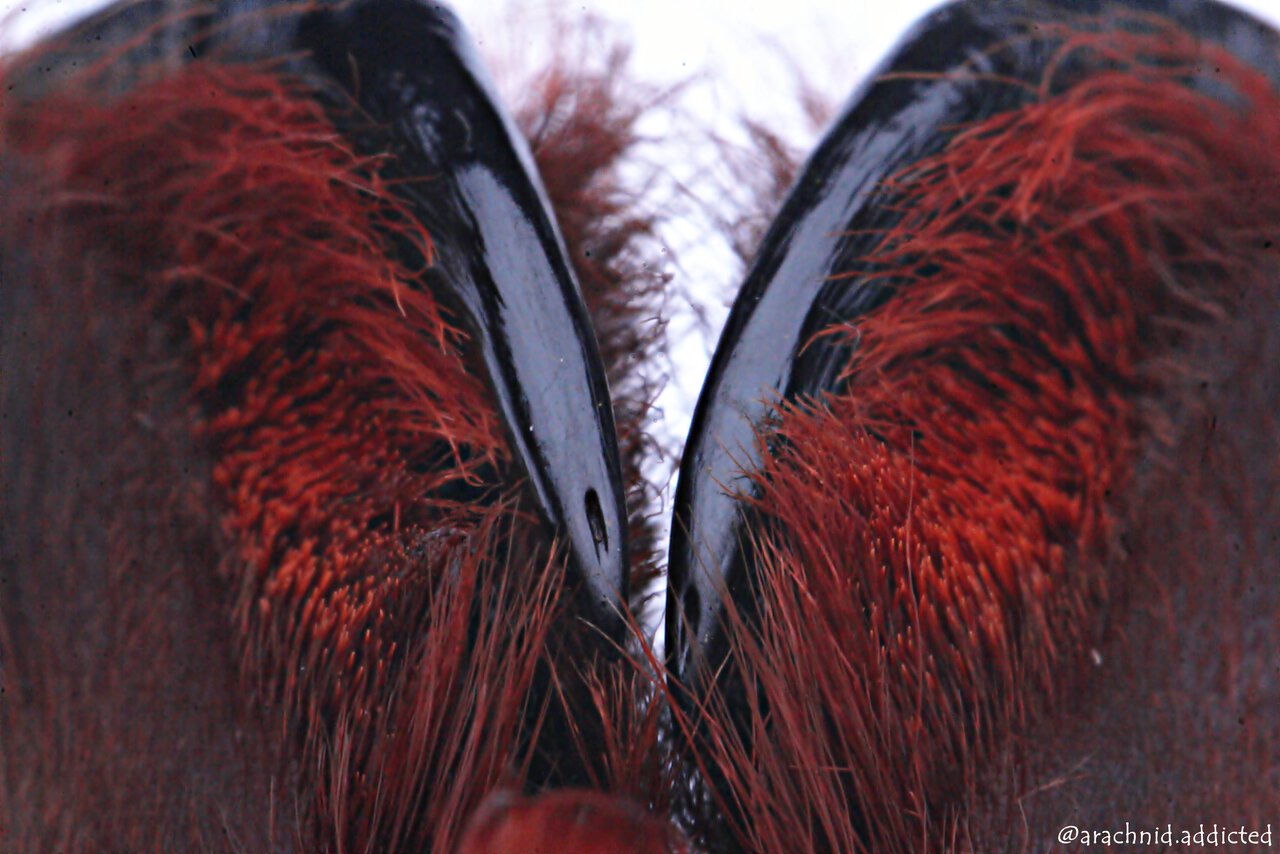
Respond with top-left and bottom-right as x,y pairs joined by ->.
2,1 -> 1278,851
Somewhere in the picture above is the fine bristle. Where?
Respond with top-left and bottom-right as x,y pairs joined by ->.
689,21 -> 1280,854
1,49 -> 564,852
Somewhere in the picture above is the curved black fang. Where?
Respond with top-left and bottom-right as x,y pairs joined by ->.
286,0 -> 630,628
666,0 -> 1280,687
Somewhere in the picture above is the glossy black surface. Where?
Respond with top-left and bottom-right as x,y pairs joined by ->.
666,0 -> 1280,686
293,1 -> 631,629
20,0 -> 631,633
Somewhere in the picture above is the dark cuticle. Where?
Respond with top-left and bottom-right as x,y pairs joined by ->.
584,488 -> 607,553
